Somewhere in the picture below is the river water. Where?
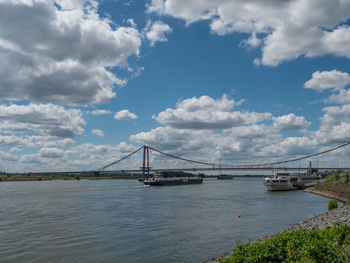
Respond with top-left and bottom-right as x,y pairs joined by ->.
0,178 -> 330,263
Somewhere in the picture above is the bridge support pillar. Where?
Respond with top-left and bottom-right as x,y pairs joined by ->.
142,146 -> 150,177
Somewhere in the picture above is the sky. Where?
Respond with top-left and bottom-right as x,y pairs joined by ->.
1,0 -> 350,172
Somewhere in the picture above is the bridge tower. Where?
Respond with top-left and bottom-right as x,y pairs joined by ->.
142,145 -> 150,177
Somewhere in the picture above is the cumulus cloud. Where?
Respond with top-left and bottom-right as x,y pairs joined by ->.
304,70 -> 350,91
144,20 -> 173,46
130,126 -> 218,162
147,0 -> 350,66
40,147 -> 64,158
153,95 -> 271,129
66,142 -> 138,170
0,150 -> 18,161
261,137 -> 317,158
272,114 -> 310,131
114,109 -> 138,120
0,0 -> 141,105
0,135 -> 75,148
92,129 -> 104,137
326,90 -> 350,105
0,103 -> 85,137
304,70 -> 350,105
313,104 -> 350,144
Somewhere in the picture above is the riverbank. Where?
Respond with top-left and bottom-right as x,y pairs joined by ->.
205,172 -> 350,262
305,187 -> 347,203
206,205 -> 350,263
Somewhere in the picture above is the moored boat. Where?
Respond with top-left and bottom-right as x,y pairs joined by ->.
264,174 -> 297,191
264,172 -> 321,191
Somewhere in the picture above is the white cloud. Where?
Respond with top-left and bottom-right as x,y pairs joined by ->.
304,70 -> 350,105
326,89 -> 350,105
0,103 -> 85,137
9,147 -> 23,153
0,150 -> 18,161
92,129 -> 104,137
147,0 -> 350,66
153,95 -> 271,129
0,135 -> 75,148
273,113 -> 310,131
40,147 -> 64,158
304,70 -> 350,91
91,109 -> 112,115
144,20 -> 173,46
114,109 -> 138,120
0,0 -> 141,105
261,137 -> 317,158
312,104 -> 350,144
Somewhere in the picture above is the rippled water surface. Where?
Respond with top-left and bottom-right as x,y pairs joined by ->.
0,178 -> 330,263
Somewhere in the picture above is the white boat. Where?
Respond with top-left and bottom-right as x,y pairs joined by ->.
264,174 -> 297,191
264,171 -> 321,191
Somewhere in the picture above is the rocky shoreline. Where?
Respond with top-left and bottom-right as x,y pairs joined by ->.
255,204 -> 350,242
205,188 -> 350,262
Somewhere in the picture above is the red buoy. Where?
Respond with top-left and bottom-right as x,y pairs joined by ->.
238,214 -> 241,218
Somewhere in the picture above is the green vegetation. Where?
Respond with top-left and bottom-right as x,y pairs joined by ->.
220,223 -> 350,263
328,199 -> 338,210
314,170 -> 350,204
346,191 -> 350,204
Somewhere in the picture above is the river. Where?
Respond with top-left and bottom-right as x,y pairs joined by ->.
0,178 -> 330,263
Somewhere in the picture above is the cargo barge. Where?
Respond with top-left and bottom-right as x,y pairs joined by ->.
144,177 -> 203,186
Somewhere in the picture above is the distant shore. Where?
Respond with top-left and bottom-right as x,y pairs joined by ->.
0,174 -> 141,181
0,174 -> 265,182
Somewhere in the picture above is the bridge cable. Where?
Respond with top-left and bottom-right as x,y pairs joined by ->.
99,146 -> 144,171
148,146 -> 215,166
254,141 -> 350,167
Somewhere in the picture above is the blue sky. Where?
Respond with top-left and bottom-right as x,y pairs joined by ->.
1,0 -> 350,172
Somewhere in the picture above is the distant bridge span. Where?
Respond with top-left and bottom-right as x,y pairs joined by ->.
98,167 -> 347,174
93,142 -> 350,175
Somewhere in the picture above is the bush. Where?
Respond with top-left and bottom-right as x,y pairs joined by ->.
328,199 -> 338,210
220,224 -> 350,263
345,173 -> 350,184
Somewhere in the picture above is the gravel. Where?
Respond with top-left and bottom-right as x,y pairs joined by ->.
258,205 -> 350,241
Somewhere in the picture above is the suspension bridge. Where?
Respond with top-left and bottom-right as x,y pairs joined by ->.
94,142 -> 350,176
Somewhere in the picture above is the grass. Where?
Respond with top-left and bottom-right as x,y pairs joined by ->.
220,223 -> 350,263
314,170 -> 350,204
219,171 -> 350,263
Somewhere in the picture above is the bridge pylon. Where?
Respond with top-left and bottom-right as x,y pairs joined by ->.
142,145 -> 150,177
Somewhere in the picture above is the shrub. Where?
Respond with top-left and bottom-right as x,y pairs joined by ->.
345,173 -> 350,184
328,199 -> 338,210
334,173 -> 340,180
220,224 -> 350,263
